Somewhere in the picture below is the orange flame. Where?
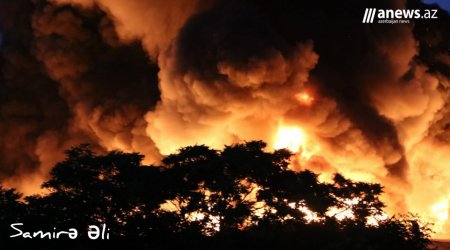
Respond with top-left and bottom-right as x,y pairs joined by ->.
273,126 -> 305,153
295,92 -> 314,106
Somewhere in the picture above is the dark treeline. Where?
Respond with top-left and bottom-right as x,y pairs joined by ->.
0,141 -> 434,249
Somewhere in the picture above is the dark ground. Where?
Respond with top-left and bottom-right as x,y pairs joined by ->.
432,240 -> 450,250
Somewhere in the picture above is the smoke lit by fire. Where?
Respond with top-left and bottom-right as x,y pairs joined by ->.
0,0 -> 449,239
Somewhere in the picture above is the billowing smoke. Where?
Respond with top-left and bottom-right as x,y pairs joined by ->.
1,0 -> 450,238
0,0 -> 162,193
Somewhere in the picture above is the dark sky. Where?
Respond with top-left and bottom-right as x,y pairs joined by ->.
423,0 -> 450,12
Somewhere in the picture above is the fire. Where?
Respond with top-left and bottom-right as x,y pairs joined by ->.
295,92 -> 314,105
273,126 -> 306,153
432,199 -> 449,222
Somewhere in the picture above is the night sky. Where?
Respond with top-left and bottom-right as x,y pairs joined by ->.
423,0 -> 450,12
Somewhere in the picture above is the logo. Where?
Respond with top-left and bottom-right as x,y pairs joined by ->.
362,8 -> 377,23
362,8 -> 438,24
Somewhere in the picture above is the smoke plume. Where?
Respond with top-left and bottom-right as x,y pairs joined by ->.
1,0 -> 450,238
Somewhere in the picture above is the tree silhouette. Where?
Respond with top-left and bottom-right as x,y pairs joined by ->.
0,186 -> 25,239
25,144 -> 167,238
1,141 -> 435,249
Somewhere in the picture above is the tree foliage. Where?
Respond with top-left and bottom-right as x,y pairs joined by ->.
1,141 -> 434,249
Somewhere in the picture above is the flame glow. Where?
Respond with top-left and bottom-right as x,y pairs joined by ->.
273,126 -> 306,153
295,92 -> 314,106
432,200 -> 449,221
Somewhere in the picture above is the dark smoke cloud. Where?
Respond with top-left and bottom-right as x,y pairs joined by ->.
170,0 -> 419,178
152,0 -> 448,212
0,0 -> 161,192
175,1 -> 294,82
0,0 -> 69,179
